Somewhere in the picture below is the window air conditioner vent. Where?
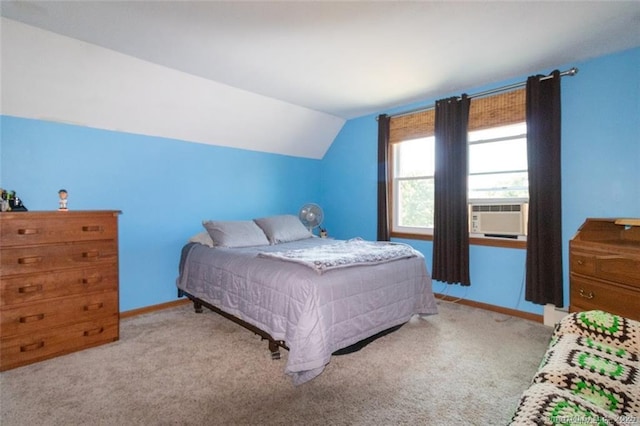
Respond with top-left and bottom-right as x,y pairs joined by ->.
471,204 -> 522,213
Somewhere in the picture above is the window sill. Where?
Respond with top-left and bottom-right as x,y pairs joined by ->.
469,236 -> 526,249
390,232 -> 526,249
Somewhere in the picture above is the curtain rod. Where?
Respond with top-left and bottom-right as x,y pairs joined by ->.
381,67 -> 578,120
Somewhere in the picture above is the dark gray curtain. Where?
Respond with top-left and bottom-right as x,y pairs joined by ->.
525,70 -> 563,307
377,114 -> 391,241
432,95 -> 471,285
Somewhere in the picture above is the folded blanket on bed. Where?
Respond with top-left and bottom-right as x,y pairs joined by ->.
258,238 -> 418,274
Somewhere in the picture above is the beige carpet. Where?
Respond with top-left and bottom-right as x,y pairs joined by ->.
0,300 -> 552,426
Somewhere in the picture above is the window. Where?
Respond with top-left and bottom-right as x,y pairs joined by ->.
392,136 -> 435,234
389,89 -> 527,242
469,122 -> 528,200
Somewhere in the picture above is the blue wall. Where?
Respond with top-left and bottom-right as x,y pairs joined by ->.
1,47 -> 638,315
320,47 -> 640,315
0,118 -> 321,311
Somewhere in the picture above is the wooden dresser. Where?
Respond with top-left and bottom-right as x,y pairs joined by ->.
1,210 -> 120,371
569,218 -> 640,321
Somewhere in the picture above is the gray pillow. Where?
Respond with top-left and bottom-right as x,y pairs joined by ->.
188,232 -> 214,248
202,220 -> 270,248
253,214 -> 312,244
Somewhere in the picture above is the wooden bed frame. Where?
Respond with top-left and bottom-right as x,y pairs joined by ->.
177,288 -> 404,360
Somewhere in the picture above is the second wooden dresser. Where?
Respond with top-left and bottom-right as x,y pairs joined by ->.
1,210 -> 120,371
569,218 -> 640,322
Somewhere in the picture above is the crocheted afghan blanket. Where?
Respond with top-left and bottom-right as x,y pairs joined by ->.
510,310 -> 640,425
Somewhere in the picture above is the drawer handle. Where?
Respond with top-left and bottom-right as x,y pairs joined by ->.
577,259 -> 585,265
18,284 -> 43,294
84,302 -> 104,311
82,275 -> 103,285
19,313 -> 45,323
17,228 -> 39,235
579,289 -> 594,299
84,327 -> 105,337
20,341 -> 45,352
17,256 -> 43,265
82,225 -> 102,232
82,251 -> 100,259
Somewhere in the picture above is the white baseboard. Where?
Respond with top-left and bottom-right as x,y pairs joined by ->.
543,304 -> 569,327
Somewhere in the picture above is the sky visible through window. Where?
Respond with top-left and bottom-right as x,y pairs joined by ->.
395,122 -> 528,199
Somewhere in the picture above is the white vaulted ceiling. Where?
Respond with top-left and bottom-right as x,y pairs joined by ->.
2,1 -> 639,159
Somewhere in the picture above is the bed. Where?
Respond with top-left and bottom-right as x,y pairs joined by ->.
176,215 -> 438,385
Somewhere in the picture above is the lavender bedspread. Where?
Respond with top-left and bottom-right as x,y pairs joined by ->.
176,237 -> 437,385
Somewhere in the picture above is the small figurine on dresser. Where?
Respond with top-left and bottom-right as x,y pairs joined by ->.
1,188 -> 28,211
0,188 -> 9,212
58,189 -> 68,211
10,191 -> 28,211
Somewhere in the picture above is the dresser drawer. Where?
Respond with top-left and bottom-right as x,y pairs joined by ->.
0,291 -> 118,337
571,250 -> 640,289
593,253 -> 640,289
0,315 -> 118,371
0,240 -> 117,277
570,274 -> 640,321
0,212 -> 118,247
0,264 -> 118,306
569,251 -> 596,275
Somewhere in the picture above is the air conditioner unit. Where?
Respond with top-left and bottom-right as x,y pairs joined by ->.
469,201 -> 528,237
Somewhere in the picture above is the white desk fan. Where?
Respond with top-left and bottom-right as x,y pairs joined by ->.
298,203 -> 324,233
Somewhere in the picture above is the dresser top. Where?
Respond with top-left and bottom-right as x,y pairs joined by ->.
571,217 -> 640,249
1,210 -> 121,219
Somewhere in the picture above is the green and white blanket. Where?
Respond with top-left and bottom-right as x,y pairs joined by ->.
510,310 -> 640,425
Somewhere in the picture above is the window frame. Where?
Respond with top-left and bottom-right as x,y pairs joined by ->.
387,89 -> 528,249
